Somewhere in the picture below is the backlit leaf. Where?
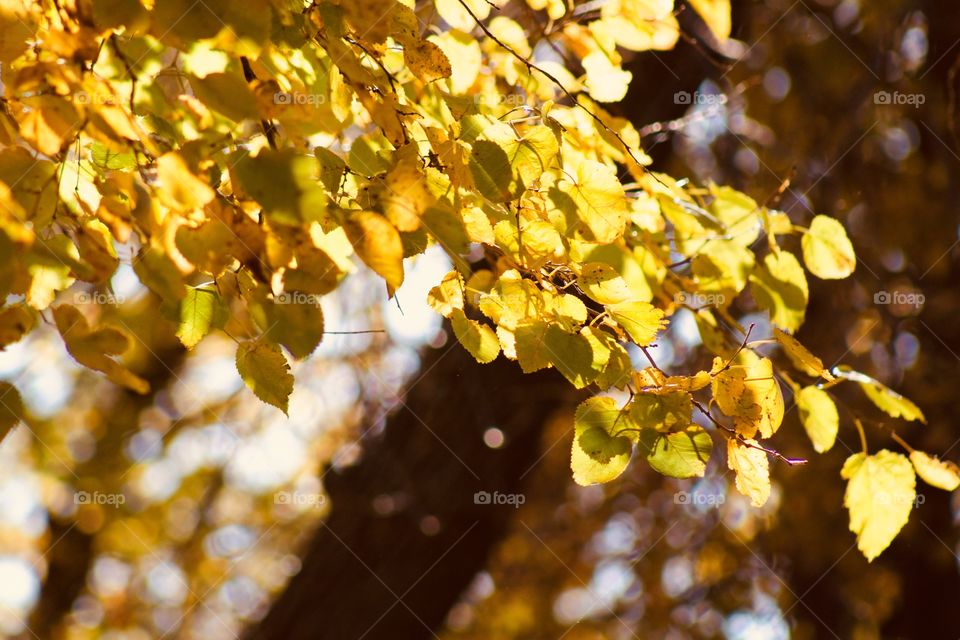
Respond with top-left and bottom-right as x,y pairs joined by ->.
607,300 -> 665,345
797,386 -> 838,453
802,215 -> 856,280
909,451 -> 960,491
451,309 -> 500,364
842,450 -> 915,561
236,340 -> 293,414
571,396 -> 634,485
750,250 -> 808,332
727,438 -> 771,507
640,426 -> 713,478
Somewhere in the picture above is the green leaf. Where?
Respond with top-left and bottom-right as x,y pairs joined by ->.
801,215 -> 856,280
909,451 -> 960,491
606,300 -> 665,345
749,250 -> 808,332
842,450 -> 915,561
797,385 -> 838,453
90,142 -> 137,171
230,149 -> 328,226
176,288 -> 227,349
571,396 -> 634,486
628,391 -> 693,432
262,295 -> 326,360
451,309 -> 500,364
640,426 -> 712,478
236,340 -> 294,414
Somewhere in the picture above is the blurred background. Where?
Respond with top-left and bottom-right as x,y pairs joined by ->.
2,0 -> 960,638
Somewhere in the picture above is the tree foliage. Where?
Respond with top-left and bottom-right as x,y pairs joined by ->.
0,0 -> 952,562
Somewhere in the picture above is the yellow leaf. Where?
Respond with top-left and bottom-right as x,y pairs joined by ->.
801,215 -> 856,279
53,304 -> 149,393
712,354 -> 783,438
236,340 -> 294,414
607,300 -> 665,346
19,96 -> 80,156
750,250 -> 808,332
381,145 -> 434,232
434,0 -> 490,31
842,450 -> 915,561
578,263 -> 633,305
727,438 -> 771,507
797,386 -> 838,453
431,31 -> 482,94
571,396 -> 634,485
343,211 -> 405,291
600,0 -> 680,52
860,379 -> 926,424
773,328 -> 835,380
582,52 -> 632,103
558,158 -> 628,244
910,451 -> 960,492
156,152 -> 215,211
687,0 -> 731,41
404,38 -> 452,84
451,309 -> 500,363
427,270 -> 465,318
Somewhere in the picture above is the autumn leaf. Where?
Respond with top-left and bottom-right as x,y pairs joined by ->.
236,340 -> 294,414
571,396 -> 635,485
842,450 -> 915,561
802,215 -> 856,280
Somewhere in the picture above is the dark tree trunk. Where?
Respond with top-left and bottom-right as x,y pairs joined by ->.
248,339 -> 579,640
